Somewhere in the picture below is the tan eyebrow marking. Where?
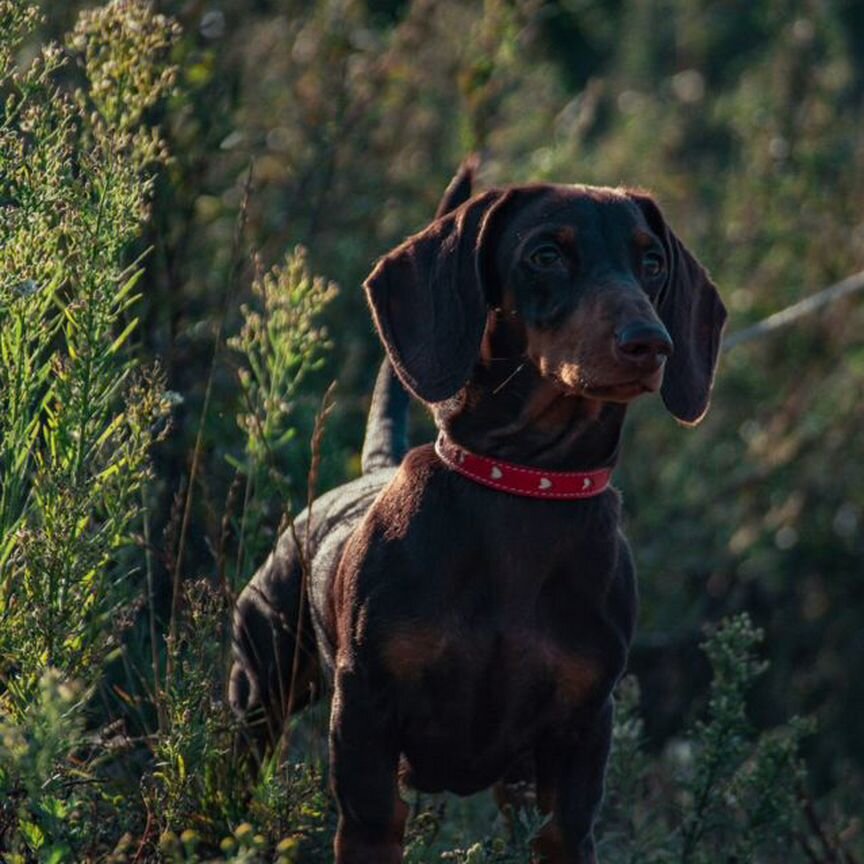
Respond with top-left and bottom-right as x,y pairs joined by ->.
633,230 -> 654,249
554,226 -> 577,245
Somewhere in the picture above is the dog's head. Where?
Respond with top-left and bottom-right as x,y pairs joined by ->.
365,183 -> 726,425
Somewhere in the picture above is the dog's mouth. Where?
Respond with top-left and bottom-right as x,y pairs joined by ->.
582,365 -> 665,401
534,354 -> 666,403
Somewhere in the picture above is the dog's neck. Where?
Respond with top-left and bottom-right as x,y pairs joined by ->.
434,359 -> 627,472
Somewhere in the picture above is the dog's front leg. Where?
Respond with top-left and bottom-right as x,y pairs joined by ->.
533,700 -> 613,864
330,664 -> 407,864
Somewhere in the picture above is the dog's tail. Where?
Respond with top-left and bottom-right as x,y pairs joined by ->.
361,156 -> 478,475
360,358 -> 410,474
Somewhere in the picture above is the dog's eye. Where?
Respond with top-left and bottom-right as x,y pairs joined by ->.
528,244 -> 563,269
643,251 -> 665,280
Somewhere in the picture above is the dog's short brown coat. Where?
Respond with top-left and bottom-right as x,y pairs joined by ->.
229,165 -> 726,863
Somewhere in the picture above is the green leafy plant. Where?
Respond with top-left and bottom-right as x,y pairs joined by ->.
227,246 -> 338,582
146,242 -> 339,855
0,0 -> 177,854
599,614 -> 816,864
0,0 -> 177,706
0,670 -> 88,862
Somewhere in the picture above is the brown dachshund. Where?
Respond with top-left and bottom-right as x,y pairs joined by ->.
229,162 -> 726,863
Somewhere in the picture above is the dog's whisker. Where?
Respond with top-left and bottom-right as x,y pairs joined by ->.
492,363 -> 525,395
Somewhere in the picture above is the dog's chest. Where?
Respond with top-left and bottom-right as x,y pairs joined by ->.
349,472 -> 633,794
379,617 -> 619,794
382,620 -> 609,708
370,485 -> 629,717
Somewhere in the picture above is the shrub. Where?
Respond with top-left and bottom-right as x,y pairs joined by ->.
600,615 -> 816,864
0,0 -> 177,854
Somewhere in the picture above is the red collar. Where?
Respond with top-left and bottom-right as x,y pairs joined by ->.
434,433 -> 613,500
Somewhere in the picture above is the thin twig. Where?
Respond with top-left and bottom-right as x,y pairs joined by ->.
280,382 -> 336,757
304,381 -> 338,568
723,269 -> 864,352
132,797 -> 155,864
796,831 -> 825,864
797,780 -> 845,864
139,483 -> 165,734
217,469 -> 244,603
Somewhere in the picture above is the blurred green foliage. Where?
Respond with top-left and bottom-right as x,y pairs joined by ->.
1,0 -> 863,858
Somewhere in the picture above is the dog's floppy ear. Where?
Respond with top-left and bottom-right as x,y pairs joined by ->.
365,188 -> 508,403
629,192 -> 727,425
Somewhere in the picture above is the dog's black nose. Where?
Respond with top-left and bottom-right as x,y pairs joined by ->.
615,322 -> 673,367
